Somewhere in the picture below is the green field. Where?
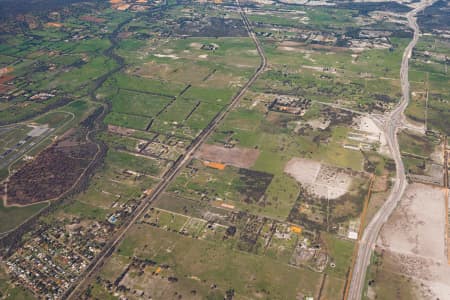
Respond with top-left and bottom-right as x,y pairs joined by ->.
0,201 -> 48,234
110,89 -> 172,117
407,34 -> 450,135
105,224 -> 322,299
2,0 -> 449,298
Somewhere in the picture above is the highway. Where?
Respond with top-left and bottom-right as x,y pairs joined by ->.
65,2 -> 266,299
347,1 -> 435,299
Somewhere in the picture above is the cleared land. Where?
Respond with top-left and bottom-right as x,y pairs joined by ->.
368,183 -> 450,299
194,144 -> 260,168
285,158 -> 354,199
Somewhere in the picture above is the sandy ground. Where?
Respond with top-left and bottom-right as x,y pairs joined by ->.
194,144 -> 260,169
285,158 -> 321,185
377,183 -> 450,299
314,165 -> 352,199
354,116 -> 390,157
430,146 -> 444,164
284,158 -> 352,199
306,118 -> 330,130
153,54 -> 179,59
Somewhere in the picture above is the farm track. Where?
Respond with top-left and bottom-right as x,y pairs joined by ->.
347,1 -> 435,299
65,1 -> 267,298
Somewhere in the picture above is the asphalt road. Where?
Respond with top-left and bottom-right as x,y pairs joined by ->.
65,2 -> 267,299
347,1 -> 436,299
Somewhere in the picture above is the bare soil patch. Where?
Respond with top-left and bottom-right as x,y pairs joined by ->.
377,183 -> 450,299
284,158 -> 352,199
353,115 -> 390,156
0,74 -> 15,84
378,183 -> 445,258
284,157 -> 321,185
108,124 -> 136,136
194,144 -> 260,168
80,15 -> 106,23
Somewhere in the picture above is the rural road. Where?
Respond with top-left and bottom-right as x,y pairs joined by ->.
65,2 -> 266,299
347,1 -> 436,299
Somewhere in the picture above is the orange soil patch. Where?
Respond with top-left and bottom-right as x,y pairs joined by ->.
290,225 -> 302,234
136,0 -> 147,3
212,201 -> 235,209
116,4 -> 131,10
0,72 -> 15,93
109,0 -> 122,3
80,15 -> 106,23
194,144 -> 260,169
0,66 -> 13,76
220,203 -> 235,209
46,22 -> 63,28
204,161 -> 226,170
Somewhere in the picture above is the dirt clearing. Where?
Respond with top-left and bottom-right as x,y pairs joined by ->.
284,158 -> 321,185
352,116 -> 390,156
284,158 -> 352,199
194,144 -> 260,168
377,183 -> 450,299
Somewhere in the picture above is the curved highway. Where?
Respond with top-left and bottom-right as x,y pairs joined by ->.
348,1 -> 435,299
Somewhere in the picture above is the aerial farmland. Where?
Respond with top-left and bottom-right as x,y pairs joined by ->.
0,0 -> 448,299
